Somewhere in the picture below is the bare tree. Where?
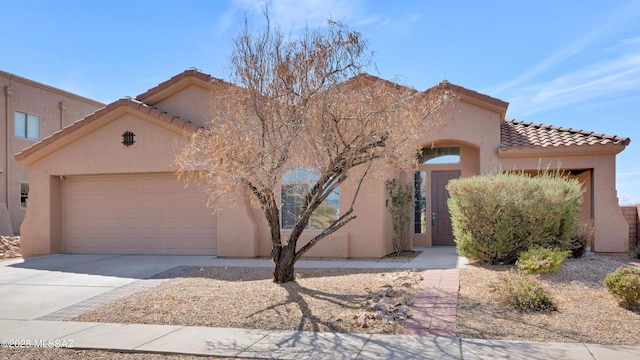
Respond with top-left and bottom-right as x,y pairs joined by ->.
176,16 -> 454,283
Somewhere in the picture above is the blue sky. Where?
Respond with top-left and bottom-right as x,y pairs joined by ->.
2,0 -> 639,203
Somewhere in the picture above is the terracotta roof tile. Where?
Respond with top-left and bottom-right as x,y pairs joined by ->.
15,98 -> 201,162
500,119 -> 630,149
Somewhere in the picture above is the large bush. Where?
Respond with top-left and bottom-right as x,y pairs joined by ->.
448,171 -> 583,264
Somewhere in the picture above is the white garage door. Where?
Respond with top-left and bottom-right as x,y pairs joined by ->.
62,173 -> 216,255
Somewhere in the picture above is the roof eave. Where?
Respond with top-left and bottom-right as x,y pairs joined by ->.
498,143 -> 628,158
15,99 -> 198,166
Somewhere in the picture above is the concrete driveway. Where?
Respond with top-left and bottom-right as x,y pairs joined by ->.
0,254 -> 218,320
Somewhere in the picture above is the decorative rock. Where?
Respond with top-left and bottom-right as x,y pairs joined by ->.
398,305 -> 410,315
0,236 -> 21,258
353,270 -> 424,331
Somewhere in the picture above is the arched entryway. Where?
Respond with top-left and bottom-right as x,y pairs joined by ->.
412,142 -> 480,247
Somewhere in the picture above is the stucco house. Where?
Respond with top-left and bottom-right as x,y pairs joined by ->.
16,69 -> 631,258
1,70 -> 104,236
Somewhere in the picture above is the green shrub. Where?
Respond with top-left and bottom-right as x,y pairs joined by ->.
385,178 -> 413,254
603,267 -> 640,308
630,244 -> 640,260
447,171 -> 582,264
516,247 -> 570,274
489,272 -> 557,312
569,221 -> 596,258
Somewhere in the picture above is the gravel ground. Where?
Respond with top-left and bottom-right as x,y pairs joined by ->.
74,267 -> 424,335
0,348 -> 223,360
457,253 -> 640,345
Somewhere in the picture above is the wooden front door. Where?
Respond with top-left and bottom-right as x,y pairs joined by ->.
431,170 -> 460,246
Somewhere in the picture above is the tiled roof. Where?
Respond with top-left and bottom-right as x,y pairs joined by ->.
15,98 -> 200,162
500,119 -> 630,149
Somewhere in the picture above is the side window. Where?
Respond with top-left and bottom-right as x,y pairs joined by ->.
414,171 -> 427,234
20,182 -> 29,208
281,167 -> 339,230
15,111 -> 40,140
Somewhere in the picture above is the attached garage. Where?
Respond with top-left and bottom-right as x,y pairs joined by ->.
15,94 -> 223,257
62,173 -> 216,255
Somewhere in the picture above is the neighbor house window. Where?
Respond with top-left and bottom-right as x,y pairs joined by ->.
15,111 -> 40,140
20,182 -> 29,208
281,167 -> 339,230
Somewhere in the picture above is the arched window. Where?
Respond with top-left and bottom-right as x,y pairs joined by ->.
419,146 -> 460,164
281,167 -> 340,230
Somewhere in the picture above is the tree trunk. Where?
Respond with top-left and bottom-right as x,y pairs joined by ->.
273,245 -> 296,283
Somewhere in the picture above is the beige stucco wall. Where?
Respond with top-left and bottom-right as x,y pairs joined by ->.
421,101 -> 501,173
1,71 -> 103,234
231,99 -> 504,258
216,163 -> 396,259
151,84 -> 219,128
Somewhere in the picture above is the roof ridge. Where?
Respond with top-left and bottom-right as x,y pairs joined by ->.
135,68 -> 230,102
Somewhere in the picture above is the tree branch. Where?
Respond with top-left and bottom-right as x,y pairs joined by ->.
294,161 -> 373,261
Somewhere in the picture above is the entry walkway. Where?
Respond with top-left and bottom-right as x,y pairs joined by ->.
405,268 -> 460,336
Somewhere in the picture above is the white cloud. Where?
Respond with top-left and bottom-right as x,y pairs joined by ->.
487,2 -> 640,96
507,51 -> 640,117
486,29 -> 604,96
215,8 -> 239,38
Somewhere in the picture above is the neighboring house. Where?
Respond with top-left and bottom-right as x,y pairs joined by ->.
16,69 -> 631,258
0,70 -> 104,235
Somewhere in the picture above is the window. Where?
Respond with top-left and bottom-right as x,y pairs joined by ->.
20,183 -> 29,208
15,111 -> 40,140
414,171 -> 427,234
419,146 -> 460,164
281,167 -> 339,230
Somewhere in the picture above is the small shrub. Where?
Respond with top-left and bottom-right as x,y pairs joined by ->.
517,247 -> 571,274
630,244 -> 640,260
385,178 -> 413,254
570,221 -> 596,258
603,267 -> 640,308
489,272 -> 557,312
448,170 -> 583,264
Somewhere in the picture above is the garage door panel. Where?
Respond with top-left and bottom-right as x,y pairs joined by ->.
63,173 -> 216,255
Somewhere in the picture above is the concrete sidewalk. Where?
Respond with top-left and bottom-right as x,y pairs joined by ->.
1,319 -> 639,359
2,250 -> 639,359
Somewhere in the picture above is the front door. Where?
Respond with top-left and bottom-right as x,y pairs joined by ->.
431,170 -> 460,246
